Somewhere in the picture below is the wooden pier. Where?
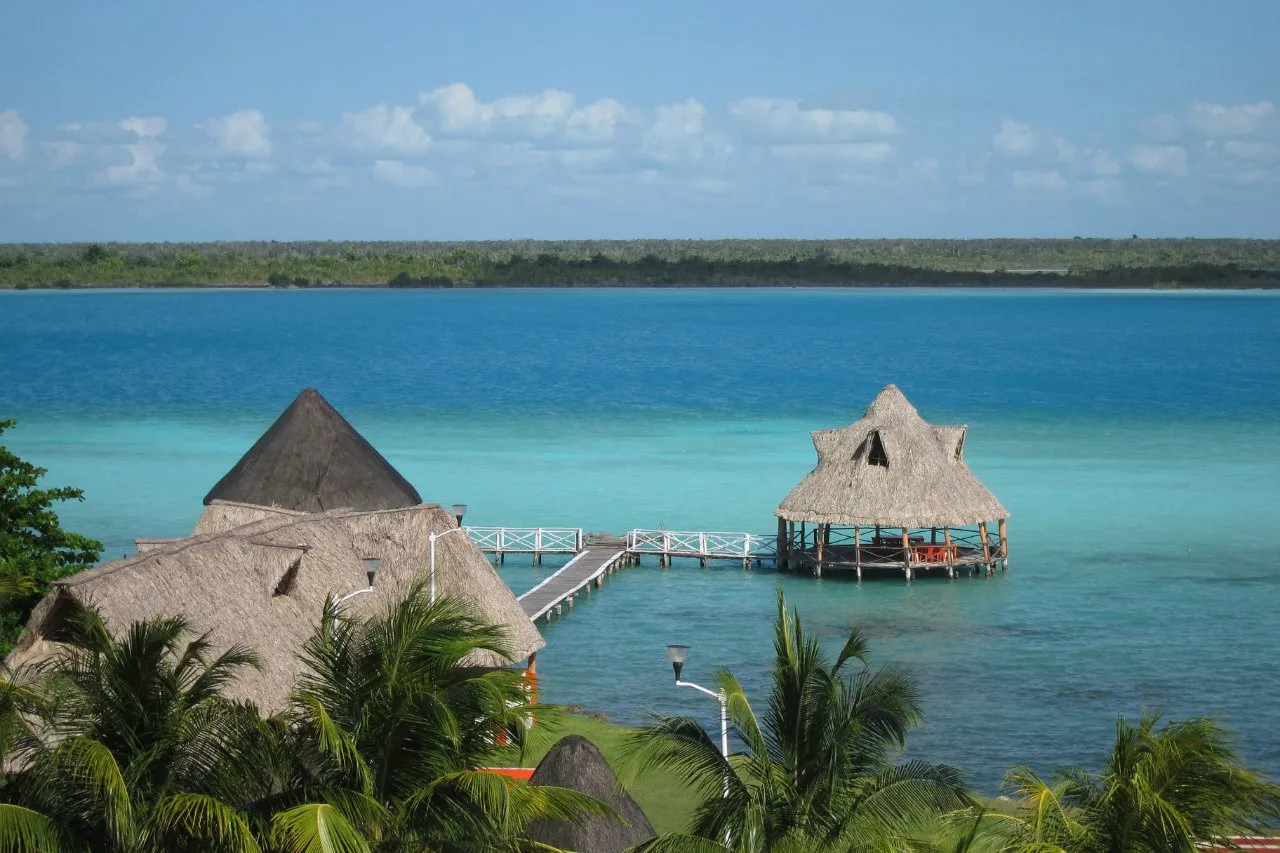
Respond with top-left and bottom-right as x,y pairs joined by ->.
516,546 -> 626,623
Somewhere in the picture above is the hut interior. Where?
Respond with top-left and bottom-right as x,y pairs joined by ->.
774,385 -> 1010,580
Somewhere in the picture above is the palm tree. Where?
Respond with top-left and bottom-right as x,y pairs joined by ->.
227,581 -> 610,852
632,590 -> 970,853
936,712 -> 1280,853
1,612 -> 266,852
1058,711 -> 1280,853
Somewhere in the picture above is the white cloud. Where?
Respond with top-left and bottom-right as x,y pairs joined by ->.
1,110 -> 30,158
101,140 -> 165,185
373,158 -> 438,188
728,97 -> 899,140
45,141 -> 84,166
1084,149 -> 1122,176
993,119 -> 1036,156
419,83 -> 575,137
209,109 -> 272,158
120,116 -> 168,138
643,99 -> 728,163
342,105 -> 431,152
770,141 -> 893,164
1128,144 -> 1188,176
1221,141 -> 1279,161
1189,100 -> 1275,136
1011,169 -> 1066,190
565,98 -> 632,143
1053,137 -> 1076,161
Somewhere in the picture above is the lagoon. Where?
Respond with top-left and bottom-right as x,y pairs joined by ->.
1,287 -> 1278,791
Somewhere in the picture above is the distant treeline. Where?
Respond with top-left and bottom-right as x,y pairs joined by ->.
2,239 -> 1279,289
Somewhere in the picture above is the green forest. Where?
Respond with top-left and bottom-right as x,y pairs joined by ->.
2,238 -> 1279,289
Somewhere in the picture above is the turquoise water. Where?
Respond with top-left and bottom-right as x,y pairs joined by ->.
2,288 -> 1278,791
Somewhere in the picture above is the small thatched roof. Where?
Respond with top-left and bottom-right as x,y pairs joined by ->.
204,388 -> 422,512
9,502 -> 543,712
523,735 -> 655,853
775,385 -> 1008,528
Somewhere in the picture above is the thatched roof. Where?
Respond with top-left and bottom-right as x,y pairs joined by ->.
775,385 -> 1008,528
9,502 -> 543,712
523,735 -> 655,853
204,388 -> 422,512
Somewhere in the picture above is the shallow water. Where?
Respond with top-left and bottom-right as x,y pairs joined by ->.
2,287 -> 1278,791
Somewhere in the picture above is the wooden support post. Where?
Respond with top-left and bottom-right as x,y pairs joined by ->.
777,516 -> 789,571
534,551 -> 541,566
699,557 -> 707,568
823,524 -> 831,546
816,524 -> 825,566
944,527 -> 954,574
800,522 -> 807,554
902,527 -> 912,581
854,526 -> 862,575
979,521 -> 992,575
567,596 -> 573,610
998,518 -> 1009,569
931,526 -> 938,544
498,552 -> 505,565
555,603 -> 563,619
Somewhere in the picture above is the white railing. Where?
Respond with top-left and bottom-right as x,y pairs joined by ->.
463,527 -> 583,554
626,529 -> 777,559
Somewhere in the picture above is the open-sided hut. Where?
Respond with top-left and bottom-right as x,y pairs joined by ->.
775,384 -> 1009,580
10,503 -> 544,712
522,735 -> 655,853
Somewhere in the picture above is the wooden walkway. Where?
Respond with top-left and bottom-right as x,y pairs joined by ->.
517,547 -> 626,623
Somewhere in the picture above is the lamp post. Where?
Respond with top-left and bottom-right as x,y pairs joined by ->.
334,556 -> 380,606
666,644 -> 729,785
428,525 -> 470,604
451,504 -> 468,528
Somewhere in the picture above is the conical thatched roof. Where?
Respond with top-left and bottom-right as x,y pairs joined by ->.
9,503 -> 543,712
776,385 -> 1008,528
204,388 -> 422,512
523,735 -> 655,853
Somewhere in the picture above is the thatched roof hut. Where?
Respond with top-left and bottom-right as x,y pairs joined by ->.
522,735 -> 655,853
9,502 -> 543,711
775,385 -> 1009,578
204,388 -> 422,512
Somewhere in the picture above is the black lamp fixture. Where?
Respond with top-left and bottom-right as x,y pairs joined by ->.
361,556 -> 381,589
451,504 -> 468,527
666,644 -> 690,682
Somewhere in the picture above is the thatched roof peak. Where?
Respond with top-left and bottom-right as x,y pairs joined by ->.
204,388 -> 422,513
523,735 -> 655,853
776,385 -> 1008,528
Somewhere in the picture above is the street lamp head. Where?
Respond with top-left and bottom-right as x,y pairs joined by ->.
451,504 -> 468,526
666,644 -> 690,682
361,556 -> 381,588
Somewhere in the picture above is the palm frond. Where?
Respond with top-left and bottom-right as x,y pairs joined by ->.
0,804 -> 60,853
146,793 -> 261,853
270,803 -> 370,853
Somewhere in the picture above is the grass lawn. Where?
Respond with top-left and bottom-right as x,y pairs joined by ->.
499,711 -> 700,836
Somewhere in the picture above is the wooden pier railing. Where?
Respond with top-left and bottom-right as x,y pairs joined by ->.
464,527 -> 583,563
626,529 -> 777,567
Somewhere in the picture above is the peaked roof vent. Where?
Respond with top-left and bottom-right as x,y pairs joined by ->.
204,388 -> 422,512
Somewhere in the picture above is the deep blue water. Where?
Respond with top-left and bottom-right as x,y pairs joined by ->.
2,287 -> 1279,792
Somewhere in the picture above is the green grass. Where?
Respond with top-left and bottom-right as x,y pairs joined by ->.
502,711 -> 699,836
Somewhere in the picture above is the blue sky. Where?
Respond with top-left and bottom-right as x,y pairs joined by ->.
1,0 -> 1277,241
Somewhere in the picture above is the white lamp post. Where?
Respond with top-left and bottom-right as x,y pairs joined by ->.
428,524 -> 470,604
666,644 -> 729,785
334,556 -> 380,606
451,503 -> 468,527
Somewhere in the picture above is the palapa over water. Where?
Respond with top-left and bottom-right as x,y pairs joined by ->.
522,735 -> 656,853
204,387 -> 423,512
775,385 -> 1009,578
776,384 -> 1007,529
9,388 -> 542,711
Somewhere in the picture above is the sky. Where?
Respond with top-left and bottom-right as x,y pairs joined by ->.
1,0 -> 1278,241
